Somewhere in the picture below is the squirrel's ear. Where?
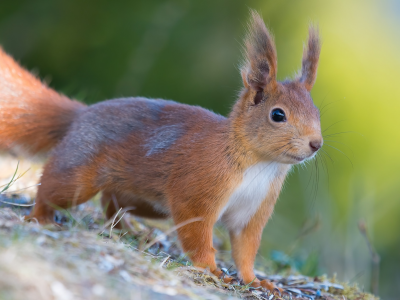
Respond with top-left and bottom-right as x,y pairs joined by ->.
241,10 -> 277,92
299,26 -> 321,91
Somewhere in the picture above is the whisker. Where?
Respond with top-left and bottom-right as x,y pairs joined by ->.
307,157 -> 318,211
324,144 -> 353,168
317,95 -> 328,111
319,98 -> 345,118
320,148 -> 334,163
281,146 -> 296,157
313,156 -> 320,206
323,131 -> 364,138
324,140 -> 354,157
271,142 -> 293,153
322,120 -> 346,134
320,153 -> 330,190
305,157 -> 315,191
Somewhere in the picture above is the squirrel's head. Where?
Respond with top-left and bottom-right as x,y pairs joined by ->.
231,11 -> 322,165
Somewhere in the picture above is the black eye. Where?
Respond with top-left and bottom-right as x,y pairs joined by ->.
271,108 -> 286,122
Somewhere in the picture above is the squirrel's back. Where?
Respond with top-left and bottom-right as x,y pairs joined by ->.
51,96 -> 227,173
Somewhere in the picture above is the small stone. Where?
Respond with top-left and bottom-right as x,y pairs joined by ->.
92,284 -> 105,296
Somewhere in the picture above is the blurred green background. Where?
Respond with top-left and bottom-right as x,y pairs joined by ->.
0,0 -> 399,298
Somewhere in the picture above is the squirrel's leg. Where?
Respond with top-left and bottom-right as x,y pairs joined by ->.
173,213 -> 217,270
171,211 -> 233,283
101,191 -> 120,223
229,199 -> 279,290
177,219 -> 233,283
27,162 -> 99,224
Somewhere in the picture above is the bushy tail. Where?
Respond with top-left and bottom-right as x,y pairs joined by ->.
0,48 -> 85,155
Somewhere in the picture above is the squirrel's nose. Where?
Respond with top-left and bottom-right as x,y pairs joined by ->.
309,140 -> 322,152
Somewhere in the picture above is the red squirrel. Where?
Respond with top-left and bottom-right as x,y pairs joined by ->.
0,11 -> 322,289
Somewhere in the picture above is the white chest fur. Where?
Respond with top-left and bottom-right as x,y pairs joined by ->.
220,162 -> 281,234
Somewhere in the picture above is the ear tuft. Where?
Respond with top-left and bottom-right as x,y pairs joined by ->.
241,10 -> 277,92
299,25 -> 321,91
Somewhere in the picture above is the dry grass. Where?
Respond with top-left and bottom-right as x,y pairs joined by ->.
0,208 -> 237,300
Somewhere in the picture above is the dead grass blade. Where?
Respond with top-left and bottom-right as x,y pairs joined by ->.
98,206 -> 136,236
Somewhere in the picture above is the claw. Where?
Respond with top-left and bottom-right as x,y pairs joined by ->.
212,268 -> 233,284
250,280 -> 261,288
223,276 -> 233,284
260,279 -> 283,292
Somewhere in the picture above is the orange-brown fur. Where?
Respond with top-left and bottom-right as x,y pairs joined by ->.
0,49 -> 84,154
0,11 -> 322,289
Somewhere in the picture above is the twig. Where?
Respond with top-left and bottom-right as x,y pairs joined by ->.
0,162 -> 36,207
98,206 -> 136,236
0,199 -> 36,207
159,255 -> 171,268
110,208 -> 124,237
118,231 -> 129,241
0,163 -> 31,193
